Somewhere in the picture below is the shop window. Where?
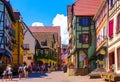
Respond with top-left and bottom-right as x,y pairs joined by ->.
109,52 -> 115,67
117,47 -> 120,70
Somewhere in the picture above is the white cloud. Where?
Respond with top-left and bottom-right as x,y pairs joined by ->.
32,22 -> 44,26
52,14 -> 68,45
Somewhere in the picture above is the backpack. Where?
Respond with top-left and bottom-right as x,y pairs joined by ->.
25,66 -> 29,71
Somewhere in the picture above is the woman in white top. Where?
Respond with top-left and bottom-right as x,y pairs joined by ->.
7,64 -> 12,81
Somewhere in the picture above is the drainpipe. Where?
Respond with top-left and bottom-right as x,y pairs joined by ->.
18,21 -> 20,65
106,0 -> 109,70
18,16 -> 22,64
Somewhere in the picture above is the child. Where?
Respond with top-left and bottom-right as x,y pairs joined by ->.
2,69 -> 7,82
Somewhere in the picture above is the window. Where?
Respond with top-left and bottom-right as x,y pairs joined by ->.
27,57 -> 32,60
79,17 -> 90,27
103,27 -> 107,39
110,0 -> 114,7
24,44 -> 29,50
116,13 -> 120,33
40,50 -> 44,54
79,34 -> 90,43
41,40 -> 47,46
117,47 -> 120,70
109,19 -> 114,37
82,34 -> 89,43
0,12 -> 4,30
0,3 -> 4,12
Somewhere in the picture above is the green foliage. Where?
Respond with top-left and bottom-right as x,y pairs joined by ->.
34,53 -> 57,61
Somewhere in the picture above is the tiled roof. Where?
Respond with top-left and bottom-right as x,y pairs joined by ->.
29,26 -> 61,47
73,0 -> 102,16
32,32 -> 55,48
29,26 -> 60,32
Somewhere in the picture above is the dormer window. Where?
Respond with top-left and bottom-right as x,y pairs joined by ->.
41,40 -> 47,46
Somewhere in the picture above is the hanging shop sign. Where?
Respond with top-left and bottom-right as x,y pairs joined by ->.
100,49 -> 106,55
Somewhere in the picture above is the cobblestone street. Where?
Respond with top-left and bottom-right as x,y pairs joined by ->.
0,71 -> 104,82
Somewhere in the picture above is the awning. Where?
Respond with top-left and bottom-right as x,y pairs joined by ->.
0,50 -> 12,58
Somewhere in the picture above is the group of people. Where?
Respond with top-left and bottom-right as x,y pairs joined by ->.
18,63 -> 29,80
1,62 -> 56,81
1,62 -> 29,81
28,63 -> 52,73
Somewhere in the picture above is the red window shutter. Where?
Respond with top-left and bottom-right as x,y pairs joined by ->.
109,19 -> 114,37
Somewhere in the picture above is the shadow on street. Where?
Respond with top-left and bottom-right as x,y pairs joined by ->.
29,72 -> 48,78
13,72 -> 48,79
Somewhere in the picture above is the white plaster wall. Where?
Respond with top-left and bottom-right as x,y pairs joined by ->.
24,30 -> 36,54
108,10 -> 120,73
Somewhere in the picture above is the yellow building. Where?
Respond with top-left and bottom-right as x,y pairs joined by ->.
12,11 -> 24,65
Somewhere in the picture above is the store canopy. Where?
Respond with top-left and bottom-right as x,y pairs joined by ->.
0,50 -> 12,58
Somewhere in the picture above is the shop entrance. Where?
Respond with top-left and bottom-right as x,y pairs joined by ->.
109,52 -> 115,67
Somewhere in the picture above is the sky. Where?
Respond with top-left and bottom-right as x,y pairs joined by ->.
10,0 -> 76,45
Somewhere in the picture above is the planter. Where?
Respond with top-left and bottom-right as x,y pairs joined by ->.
68,68 -> 76,76
75,68 -> 88,76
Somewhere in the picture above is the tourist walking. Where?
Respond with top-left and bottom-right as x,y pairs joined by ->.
47,64 -> 51,73
41,64 -> 45,72
23,63 -> 29,78
2,69 -> 7,82
6,64 -> 12,81
18,65 -> 23,80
